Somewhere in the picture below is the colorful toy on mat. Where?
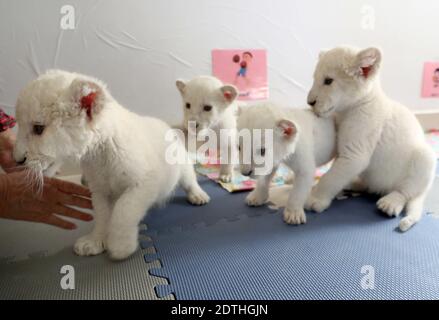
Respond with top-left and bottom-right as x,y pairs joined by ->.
195,162 -> 291,192
195,150 -> 332,193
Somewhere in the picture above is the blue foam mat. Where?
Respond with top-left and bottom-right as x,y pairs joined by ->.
142,181 -> 439,300
145,177 -> 269,234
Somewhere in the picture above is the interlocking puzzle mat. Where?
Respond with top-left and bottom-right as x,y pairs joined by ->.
0,240 -> 173,300
0,212 -> 94,264
145,177 -> 271,234
142,180 -> 439,300
1,176 -> 437,300
0,168 -> 172,300
425,177 -> 439,217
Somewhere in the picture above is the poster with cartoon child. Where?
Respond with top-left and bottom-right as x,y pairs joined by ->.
212,49 -> 268,100
422,62 -> 439,98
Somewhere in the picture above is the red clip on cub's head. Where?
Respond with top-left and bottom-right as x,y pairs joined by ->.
80,91 -> 97,119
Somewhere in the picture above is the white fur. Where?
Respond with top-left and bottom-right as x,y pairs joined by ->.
14,70 -> 209,260
237,102 -> 336,224
176,76 -> 238,182
306,46 -> 436,231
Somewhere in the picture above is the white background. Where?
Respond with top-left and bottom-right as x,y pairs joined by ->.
1,0 -> 439,124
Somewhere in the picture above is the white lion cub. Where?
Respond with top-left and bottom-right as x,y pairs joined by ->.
13,70 -> 210,260
306,46 -> 436,231
176,76 -> 238,182
237,103 -> 336,224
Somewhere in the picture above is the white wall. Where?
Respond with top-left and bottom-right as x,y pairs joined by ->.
1,0 -> 438,124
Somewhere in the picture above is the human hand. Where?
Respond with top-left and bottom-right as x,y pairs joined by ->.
0,129 -> 16,171
0,170 -> 93,229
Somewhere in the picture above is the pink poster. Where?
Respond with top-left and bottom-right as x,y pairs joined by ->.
422,62 -> 439,98
212,49 -> 268,101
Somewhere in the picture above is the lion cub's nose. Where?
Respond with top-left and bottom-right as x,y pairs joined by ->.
242,169 -> 253,177
308,100 -> 317,107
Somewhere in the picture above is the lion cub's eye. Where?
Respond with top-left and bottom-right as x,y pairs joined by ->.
324,77 -> 334,85
186,103 -> 191,109
203,105 -> 212,112
33,124 -> 45,136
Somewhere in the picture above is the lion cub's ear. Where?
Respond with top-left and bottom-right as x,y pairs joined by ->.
348,47 -> 382,79
176,79 -> 187,95
220,85 -> 239,104
276,119 -> 298,141
69,79 -> 106,120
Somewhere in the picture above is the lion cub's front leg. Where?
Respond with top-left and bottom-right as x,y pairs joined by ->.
246,167 -> 278,206
219,142 -> 235,183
